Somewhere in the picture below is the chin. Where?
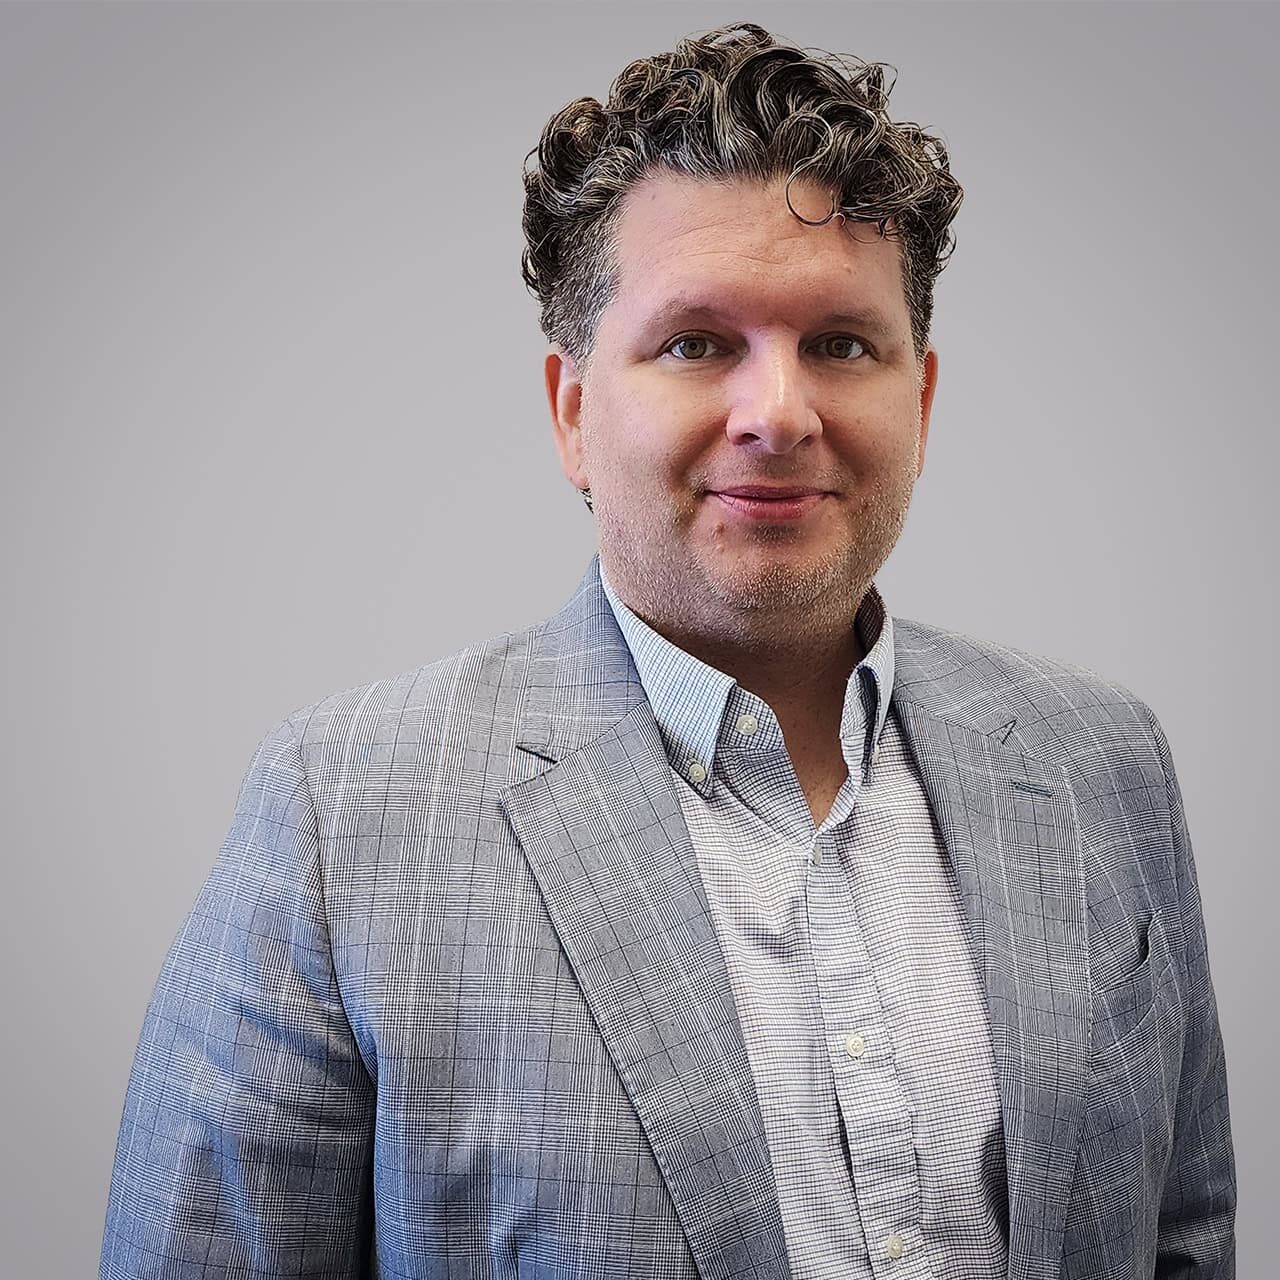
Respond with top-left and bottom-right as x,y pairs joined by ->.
701,554 -> 844,611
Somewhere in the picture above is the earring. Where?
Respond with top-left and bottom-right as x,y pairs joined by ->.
579,487 -> 593,512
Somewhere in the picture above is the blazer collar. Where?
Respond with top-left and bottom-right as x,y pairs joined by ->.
503,556 -> 1088,1280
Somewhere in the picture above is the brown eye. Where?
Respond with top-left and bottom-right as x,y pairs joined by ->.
667,335 -> 716,360
819,335 -> 867,360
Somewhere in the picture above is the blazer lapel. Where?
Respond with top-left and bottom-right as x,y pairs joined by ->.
500,558 -> 792,1280
893,629 -> 1090,1280
501,562 -> 1088,1280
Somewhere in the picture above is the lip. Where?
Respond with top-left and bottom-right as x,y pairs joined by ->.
710,489 -> 829,521
715,486 -> 828,499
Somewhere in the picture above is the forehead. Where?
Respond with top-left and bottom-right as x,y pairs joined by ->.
607,170 -> 909,331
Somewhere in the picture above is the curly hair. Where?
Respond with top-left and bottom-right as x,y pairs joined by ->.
521,21 -> 963,377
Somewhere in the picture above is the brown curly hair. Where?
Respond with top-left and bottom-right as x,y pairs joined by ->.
521,21 -> 963,375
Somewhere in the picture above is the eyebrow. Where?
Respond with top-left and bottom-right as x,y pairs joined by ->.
636,296 -> 902,342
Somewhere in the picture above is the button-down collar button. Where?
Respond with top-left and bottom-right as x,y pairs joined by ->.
735,713 -> 758,736
687,761 -> 707,784
844,1032 -> 866,1059
884,1234 -> 905,1261
871,743 -> 881,766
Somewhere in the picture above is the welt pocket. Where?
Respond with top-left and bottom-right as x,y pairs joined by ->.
1089,911 -> 1172,1060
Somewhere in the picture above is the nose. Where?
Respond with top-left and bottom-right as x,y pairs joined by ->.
724,342 -> 822,453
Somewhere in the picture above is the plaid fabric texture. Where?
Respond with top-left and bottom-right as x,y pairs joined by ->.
101,555 -> 1234,1279
600,567 -> 1007,1279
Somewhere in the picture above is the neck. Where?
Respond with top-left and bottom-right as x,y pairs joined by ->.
616,586 -> 867,740
678,616 -> 863,817
685,623 -> 863,714
597,552 -> 876,727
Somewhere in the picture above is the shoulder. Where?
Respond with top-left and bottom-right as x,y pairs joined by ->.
891,614 -> 1165,768
250,618 -> 550,793
895,615 -> 1202,936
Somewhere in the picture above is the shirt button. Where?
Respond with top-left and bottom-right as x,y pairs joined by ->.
735,713 -> 758,736
687,761 -> 707,784
884,1234 -> 905,1261
844,1032 -> 866,1059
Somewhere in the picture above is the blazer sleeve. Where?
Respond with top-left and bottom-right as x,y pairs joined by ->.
1146,707 -> 1236,1278
100,716 -> 377,1279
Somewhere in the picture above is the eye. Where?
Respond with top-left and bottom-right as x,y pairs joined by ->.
662,332 -> 870,363
664,334 -> 722,361
816,334 -> 868,361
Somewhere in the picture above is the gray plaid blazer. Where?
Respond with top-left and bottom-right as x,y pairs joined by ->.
101,556 -> 1234,1280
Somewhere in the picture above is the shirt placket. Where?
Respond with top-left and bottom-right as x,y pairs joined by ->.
806,830 -> 932,1278
708,747 -> 874,1279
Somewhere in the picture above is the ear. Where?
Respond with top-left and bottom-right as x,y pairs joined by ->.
545,348 -> 589,490
915,346 -> 939,478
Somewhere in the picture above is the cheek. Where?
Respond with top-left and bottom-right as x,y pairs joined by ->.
588,419 -> 700,487
830,391 -> 923,459
616,378 -> 716,463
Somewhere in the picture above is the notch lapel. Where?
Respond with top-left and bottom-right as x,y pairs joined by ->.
500,559 -> 791,1280
893,635 -> 1090,1280
500,562 -> 1089,1280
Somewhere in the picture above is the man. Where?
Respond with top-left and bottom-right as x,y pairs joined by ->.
101,22 -> 1234,1280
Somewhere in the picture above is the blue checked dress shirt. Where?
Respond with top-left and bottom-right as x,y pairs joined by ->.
600,563 -> 1009,1280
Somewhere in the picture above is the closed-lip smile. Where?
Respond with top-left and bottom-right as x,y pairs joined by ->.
709,486 -> 832,522
713,485 -> 829,499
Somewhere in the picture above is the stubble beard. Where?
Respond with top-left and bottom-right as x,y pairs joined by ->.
592,447 -> 919,654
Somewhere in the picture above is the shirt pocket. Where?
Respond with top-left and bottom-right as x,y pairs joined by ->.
1088,909 -> 1175,1076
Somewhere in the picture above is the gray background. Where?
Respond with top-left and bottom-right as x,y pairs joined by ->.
3,1 -> 1273,1274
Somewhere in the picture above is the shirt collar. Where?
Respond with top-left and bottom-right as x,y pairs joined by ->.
599,560 -> 895,797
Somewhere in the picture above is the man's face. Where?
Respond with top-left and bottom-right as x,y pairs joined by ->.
546,170 -> 938,650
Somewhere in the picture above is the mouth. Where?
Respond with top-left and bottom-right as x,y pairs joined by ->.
710,488 -> 830,521
715,485 -> 828,500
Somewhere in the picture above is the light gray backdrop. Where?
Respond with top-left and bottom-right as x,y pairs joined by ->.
3,1 -> 1273,1275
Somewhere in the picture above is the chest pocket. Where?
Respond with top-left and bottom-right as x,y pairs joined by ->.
1075,909 -> 1181,1266
1088,908 -> 1177,1075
